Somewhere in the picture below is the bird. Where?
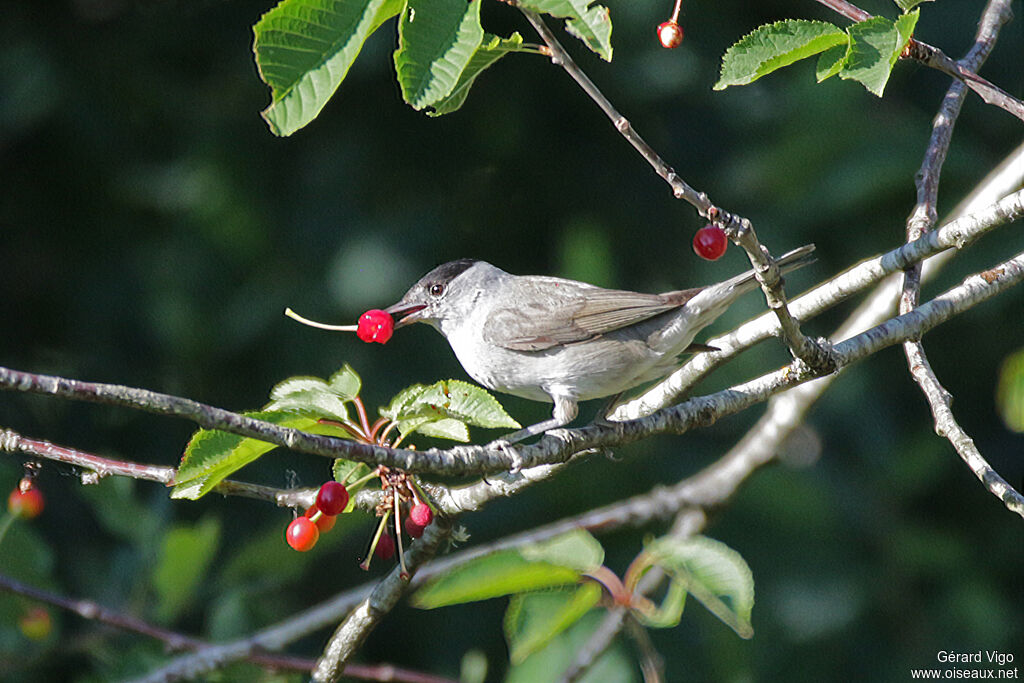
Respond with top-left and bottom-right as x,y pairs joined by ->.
384,245 -> 815,444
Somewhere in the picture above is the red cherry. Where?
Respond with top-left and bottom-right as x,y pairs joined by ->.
8,486 -> 44,519
693,225 -> 728,261
316,481 -> 350,516
404,515 -> 425,539
305,505 -> 337,533
374,532 -> 396,560
657,21 -> 684,49
285,516 -> 319,552
356,309 -> 394,344
409,502 -> 433,528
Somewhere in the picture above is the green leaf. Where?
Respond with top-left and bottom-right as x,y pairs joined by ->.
263,394 -> 350,423
644,535 -> 755,638
333,459 -> 372,488
173,412 -> 349,499
414,417 -> 471,441
518,0 -> 613,61
815,43 -> 848,82
894,0 -> 931,11
519,530 -> 604,572
412,552 -> 583,608
328,364 -> 362,399
997,348 -> 1024,432
407,380 -> 521,429
382,379 -> 519,441
412,531 -> 602,608
507,611 -> 639,683
266,366 -> 363,422
152,516 -> 220,623
380,384 -> 429,421
714,19 -> 847,90
254,0 -> 403,136
429,33 -> 526,116
839,11 -> 918,96
394,0 -> 485,110
505,584 -> 602,664
634,577 -> 688,629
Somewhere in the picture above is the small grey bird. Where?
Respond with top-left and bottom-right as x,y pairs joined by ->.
386,245 -> 815,443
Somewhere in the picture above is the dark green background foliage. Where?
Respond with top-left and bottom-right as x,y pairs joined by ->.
1,0 -> 1022,680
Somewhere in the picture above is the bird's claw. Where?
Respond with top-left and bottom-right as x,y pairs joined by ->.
486,438 -> 525,473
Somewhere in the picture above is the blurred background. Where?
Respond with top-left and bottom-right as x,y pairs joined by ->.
1,0 -> 1022,680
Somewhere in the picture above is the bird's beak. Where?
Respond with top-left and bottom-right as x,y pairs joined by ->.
385,301 -> 427,328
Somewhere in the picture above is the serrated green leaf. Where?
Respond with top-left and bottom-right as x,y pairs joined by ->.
152,516 -> 220,623
254,0 -> 403,136
410,380 -> 521,429
328,364 -> 362,399
269,376 -> 330,400
414,417 -> 471,441
997,348 -> 1024,432
394,0 -> 485,110
173,412 -> 349,499
429,33 -> 526,116
505,584 -> 602,664
412,553 -> 582,608
265,392 -> 352,423
894,0 -> 931,11
815,42 -> 848,82
839,11 -> 918,96
519,530 -> 604,572
518,0 -> 612,61
644,535 -> 755,638
380,384 -> 430,421
714,19 -> 847,90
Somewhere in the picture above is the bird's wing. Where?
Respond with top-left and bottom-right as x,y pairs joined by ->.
481,277 -> 701,351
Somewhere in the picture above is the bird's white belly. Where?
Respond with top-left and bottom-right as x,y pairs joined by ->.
449,331 -> 664,404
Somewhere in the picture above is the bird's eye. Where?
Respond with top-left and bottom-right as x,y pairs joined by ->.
428,283 -> 445,297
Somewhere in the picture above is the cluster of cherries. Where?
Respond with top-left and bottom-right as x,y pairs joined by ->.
285,477 -> 435,571
285,480 -> 349,552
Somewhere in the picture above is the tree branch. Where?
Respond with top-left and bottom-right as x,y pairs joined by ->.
0,573 -> 456,683
900,0 -> 1024,522
0,428 -> 315,508
311,518 -> 451,683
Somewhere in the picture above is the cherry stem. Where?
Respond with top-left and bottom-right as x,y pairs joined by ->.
669,0 -> 682,23
583,566 -> 630,605
316,418 -> 369,443
283,307 -> 358,332
345,470 -> 380,491
352,397 -> 372,440
360,511 -> 391,571
393,489 -> 410,579
368,417 -> 389,442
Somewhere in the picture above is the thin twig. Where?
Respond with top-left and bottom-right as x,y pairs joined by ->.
0,428 -> 315,508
